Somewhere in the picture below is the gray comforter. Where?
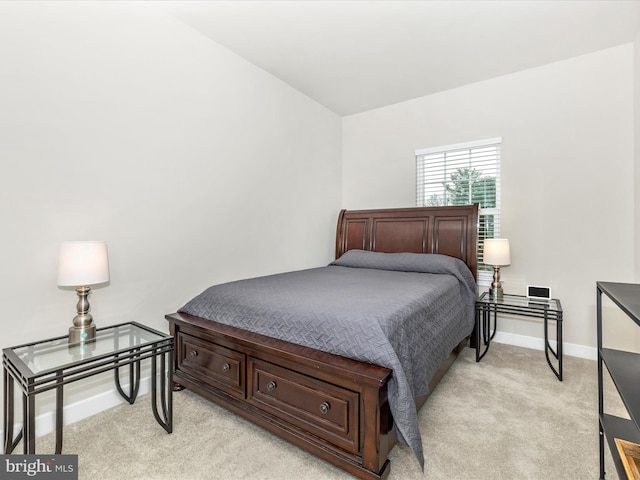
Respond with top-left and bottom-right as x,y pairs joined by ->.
179,250 -> 476,467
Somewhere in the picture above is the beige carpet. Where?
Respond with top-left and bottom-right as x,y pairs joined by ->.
36,343 -> 612,479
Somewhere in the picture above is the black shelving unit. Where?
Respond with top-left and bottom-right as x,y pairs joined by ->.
597,281 -> 640,479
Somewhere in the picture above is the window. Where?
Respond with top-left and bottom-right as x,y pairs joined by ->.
416,137 -> 502,280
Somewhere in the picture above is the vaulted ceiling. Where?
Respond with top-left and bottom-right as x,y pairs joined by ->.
158,1 -> 640,116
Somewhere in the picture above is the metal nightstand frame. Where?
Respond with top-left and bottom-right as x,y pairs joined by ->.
475,292 -> 563,381
3,321 -> 173,454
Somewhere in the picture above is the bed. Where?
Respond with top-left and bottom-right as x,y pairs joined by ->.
166,204 -> 478,479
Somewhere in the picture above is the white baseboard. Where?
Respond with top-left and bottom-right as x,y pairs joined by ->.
492,331 -> 597,360
1,333 -> 596,444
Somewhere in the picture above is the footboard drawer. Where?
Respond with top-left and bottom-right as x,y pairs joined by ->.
247,357 -> 359,454
177,332 -> 245,399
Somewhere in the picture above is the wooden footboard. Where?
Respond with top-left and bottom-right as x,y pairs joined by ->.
168,312 -> 396,479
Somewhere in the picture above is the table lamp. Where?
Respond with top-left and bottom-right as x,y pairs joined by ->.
57,241 -> 109,344
484,238 -> 510,300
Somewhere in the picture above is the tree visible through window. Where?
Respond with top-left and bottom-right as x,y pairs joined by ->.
416,138 -> 501,276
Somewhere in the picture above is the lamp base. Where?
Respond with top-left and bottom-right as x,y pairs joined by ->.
68,285 -> 97,344
489,285 -> 504,301
69,322 -> 96,344
489,265 -> 504,301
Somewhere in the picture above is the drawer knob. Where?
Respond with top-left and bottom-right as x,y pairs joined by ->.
319,402 -> 330,414
266,381 -> 277,392
189,350 -> 198,358
221,363 -> 230,372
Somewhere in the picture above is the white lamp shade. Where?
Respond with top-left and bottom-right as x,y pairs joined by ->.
57,241 -> 110,286
483,238 -> 511,266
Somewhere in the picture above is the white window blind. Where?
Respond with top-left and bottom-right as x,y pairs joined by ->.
416,138 -> 502,278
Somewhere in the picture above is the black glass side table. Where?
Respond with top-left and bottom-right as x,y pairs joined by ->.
3,322 -> 173,454
475,292 -> 563,380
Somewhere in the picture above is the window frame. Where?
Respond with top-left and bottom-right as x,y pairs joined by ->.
415,137 -> 502,284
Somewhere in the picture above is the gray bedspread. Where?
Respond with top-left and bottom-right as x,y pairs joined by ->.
179,250 -> 476,468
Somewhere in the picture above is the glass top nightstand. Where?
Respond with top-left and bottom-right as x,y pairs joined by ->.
8,323 -> 168,375
475,292 -> 563,380
476,292 -> 562,312
3,322 -> 173,454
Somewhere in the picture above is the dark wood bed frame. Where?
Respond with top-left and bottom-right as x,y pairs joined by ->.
166,204 -> 478,479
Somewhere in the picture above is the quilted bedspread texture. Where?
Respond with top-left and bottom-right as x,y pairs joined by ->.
179,250 -> 476,468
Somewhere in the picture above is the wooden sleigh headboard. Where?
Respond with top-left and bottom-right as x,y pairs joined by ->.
335,204 -> 479,280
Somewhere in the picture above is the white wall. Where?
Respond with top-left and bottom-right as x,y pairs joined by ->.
343,44 -> 635,352
0,1 -> 341,424
633,23 -> 640,354
635,28 -> 640,282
